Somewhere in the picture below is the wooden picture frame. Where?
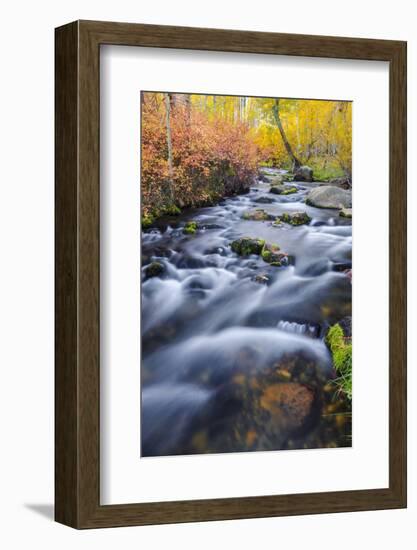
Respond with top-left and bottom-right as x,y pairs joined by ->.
55,20 -> 407,529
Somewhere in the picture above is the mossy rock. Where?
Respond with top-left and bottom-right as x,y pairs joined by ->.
183,221 -> 199,235
242,209 -> 273,221
144,261 -> 164,278
265,175 -> 284,185
293,165 -> 313,182
231,237 -> 265,256
281,186 -> 298,195
261,243 -> 287,266
270,185 -> 298,196
339,208 -> 352,218
280,211 -> 311,226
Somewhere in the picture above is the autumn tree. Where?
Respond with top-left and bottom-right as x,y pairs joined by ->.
272,99 -> 301,171
141,92 -> 352,226
164,93 -> 175,203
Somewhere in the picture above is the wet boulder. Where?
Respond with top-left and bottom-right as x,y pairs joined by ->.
144,261 -> 165,278
231,237 -> 265,256
257,172 -> 270,182
242,209 -> 273,221
280,211 -> 311,226
339,208 -> 352,218
294,165 -> 313,182
254,195 -> 276,204
261,243 -> 288,266
266,173 -> 294,185
270,184 -> 298,196
306,186 -> 352,209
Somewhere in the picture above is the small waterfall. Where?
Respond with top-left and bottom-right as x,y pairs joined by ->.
277,320 -> 319,338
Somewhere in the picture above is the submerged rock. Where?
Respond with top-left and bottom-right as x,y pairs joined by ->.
332,261 -> 352,273
242,209 -> 273,221
231,237 -> 265,256
339,208 -> 352,218
200,223 -> 225,230
294,165 -> 313,182
254,195 -> 276,204
253,273 -> 270,285
280,211 -> 311,226
306,186 -> 352,209
144,261 -> 164,278
259,383 -> 314,431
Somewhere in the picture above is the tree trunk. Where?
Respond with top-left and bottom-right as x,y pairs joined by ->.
272,99 -> 301,171
164,93 -> 175,203
184,94 -> 191,125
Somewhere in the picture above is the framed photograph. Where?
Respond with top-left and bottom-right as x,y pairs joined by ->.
55,20 -> 407,528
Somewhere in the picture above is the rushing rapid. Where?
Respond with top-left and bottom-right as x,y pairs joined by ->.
141,168 -> 352,457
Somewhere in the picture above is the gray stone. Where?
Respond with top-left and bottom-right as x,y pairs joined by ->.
294,165 -> 313,182
306,186 -> 352,209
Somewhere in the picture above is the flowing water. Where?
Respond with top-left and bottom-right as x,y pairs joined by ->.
141,168 -> 352,457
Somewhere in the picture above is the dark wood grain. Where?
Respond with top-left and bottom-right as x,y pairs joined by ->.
55,21 -> 79,527
55,20 -> 407,529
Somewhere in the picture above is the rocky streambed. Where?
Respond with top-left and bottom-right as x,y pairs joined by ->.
141,167 -> 352,457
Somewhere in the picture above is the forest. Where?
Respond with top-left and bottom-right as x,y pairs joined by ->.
141,92 -> 352,227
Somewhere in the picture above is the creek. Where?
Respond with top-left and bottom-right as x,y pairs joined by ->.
141,168 -> 352,457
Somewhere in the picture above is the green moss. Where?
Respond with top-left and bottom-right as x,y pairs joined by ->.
310,160 -> 345,182
231,237 -> 265,256
142,213 -> 155,229
270,186 -> 297,196
281,212 -> 311,226
183,221 -> 198,235
325,323 -> 352,400
164,204 -> 181,216
261,249 -> 272,262
281,187 -> 297,195
261,243 -> 282,265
